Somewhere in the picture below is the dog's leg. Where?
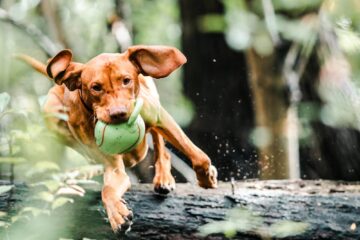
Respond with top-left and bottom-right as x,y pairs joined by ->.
151,130 -> 175,194
154,108 -> 217,188
102,156 -> 133,233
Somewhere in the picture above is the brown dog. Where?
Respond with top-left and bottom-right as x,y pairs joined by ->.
20,45 -> 217,233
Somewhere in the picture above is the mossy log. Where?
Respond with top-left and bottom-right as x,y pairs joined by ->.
1,180 -> 360,239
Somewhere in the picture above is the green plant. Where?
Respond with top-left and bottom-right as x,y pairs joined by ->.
198,207 -> 309,239
0,92 -> 102,238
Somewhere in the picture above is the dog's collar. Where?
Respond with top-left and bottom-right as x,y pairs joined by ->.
78,89 -> 93,113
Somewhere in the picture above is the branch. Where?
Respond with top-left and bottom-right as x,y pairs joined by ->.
0,8 -> 60,57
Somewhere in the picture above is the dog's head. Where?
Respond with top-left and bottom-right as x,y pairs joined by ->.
46,45 -> 186,124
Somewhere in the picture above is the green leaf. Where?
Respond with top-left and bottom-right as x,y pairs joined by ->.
32,191 -> 54,202
198,14 -> 226,33
0,92 -> 11,113
19,207 -> 49,217
269,220 -> 309,238
52,197 -> 74,210
0,157 -> 27,164
336,28 -> 360,54
11,215 -> 30,223
0,185 -> 13,195
31,180 -> 62,192
26,161 -> 60,177
198,220 -> 236,237
0,221 -> 8,228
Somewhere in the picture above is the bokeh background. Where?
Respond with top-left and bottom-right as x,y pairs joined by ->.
1,0 -> 360,238
1,0 -> 360,183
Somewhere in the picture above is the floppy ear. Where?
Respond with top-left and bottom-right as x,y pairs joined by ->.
46,49 -> 83,91
127,45 -> 187,78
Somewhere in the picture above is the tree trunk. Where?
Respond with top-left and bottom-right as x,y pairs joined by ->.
179,0 -> 257,181
1,180 -> 360,239
246,49 -> 295,179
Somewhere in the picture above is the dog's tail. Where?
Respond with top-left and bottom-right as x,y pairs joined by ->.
15,54 -> 48,77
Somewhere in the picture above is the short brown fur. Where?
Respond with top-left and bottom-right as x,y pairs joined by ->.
20,45 -> 217,233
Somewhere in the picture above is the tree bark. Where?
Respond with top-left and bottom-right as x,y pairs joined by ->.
2,180 -> 360,239
246,49 -> 292,179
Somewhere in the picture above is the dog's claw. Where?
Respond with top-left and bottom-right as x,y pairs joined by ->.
154,184 -> 175,195
153,172 -> 176,195
127,211 -> 133,221
114,214 -> 133,235
105,197 -> 134,235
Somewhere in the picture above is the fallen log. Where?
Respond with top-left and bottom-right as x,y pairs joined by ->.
1,180 -> 360,239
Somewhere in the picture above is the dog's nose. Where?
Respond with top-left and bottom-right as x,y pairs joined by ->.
109,106 -> 128,121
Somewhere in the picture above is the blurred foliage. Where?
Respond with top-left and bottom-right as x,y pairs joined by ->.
0,92 -> 102,237
1,0 -> 360,238
127,0 -> 194,126
198,0 -> 360,143
0,0 -> 193,237
0,0 -> 193,126
198,207 -> 309,239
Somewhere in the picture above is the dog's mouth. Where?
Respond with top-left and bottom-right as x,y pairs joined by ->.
94,99 -> 139,125
94,114 -> 130,125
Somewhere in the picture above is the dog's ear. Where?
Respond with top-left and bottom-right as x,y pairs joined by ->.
127,45 -> 187,78
46,50 -> 83,91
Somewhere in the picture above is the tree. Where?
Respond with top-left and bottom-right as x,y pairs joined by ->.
180,0 -> 360,180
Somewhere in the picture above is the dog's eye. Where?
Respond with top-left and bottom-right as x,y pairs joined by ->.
123,78 -> 132,86
91,84 -> 102,92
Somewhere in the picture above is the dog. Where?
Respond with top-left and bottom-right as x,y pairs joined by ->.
20,45 -> 218,233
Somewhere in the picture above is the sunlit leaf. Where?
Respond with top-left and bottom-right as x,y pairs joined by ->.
0,92 -> 11,113
252,31 -> 274,56
0,157 -> 27,164
276,15 -> 317,45
224,10 -> 259,51
0,185 -> 13,195
56,186 -> 85,197
0,221 -> 8,228
26,161 -> 60,177
0,211 -> 7,217
19,207 -> 50,217
336,28 -> 360,54
268,220 -> 309,238
11,215 -> 30,223
31,180 -> 62,192
199,208 -> 264,237
52,197 -> 74,210
198,14 -> 226,33
32,191 -> 54,202
198,220 -> 237,237
10,130 -> 30,140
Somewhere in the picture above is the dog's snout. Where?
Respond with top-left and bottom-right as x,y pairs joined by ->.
109,106 -> 128,121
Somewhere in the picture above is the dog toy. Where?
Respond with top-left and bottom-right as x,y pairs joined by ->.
95,98 -> 145,154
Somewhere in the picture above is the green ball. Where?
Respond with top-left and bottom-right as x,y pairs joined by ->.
94,98 -> 146,155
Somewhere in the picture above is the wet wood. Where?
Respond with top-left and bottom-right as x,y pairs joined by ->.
1,180 -> 360,239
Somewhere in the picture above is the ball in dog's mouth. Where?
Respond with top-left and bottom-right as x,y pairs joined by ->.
94,98 -> 145,155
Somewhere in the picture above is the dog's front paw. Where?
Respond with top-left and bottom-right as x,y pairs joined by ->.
153,172 -> 176,195
104,198 -> 133,234
196,165 -> 218,189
